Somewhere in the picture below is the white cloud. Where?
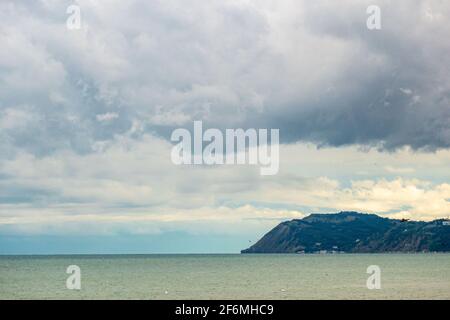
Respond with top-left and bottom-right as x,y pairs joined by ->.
96,112 -> 119,122
384,166 -> 415,174
0,108 -> 35,130
1,135 -> 450,236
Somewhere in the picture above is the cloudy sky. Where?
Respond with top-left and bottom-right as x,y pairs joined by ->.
0,0 -> 449,253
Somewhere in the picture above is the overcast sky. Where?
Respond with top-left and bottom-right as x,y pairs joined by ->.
0,0 -> 449,253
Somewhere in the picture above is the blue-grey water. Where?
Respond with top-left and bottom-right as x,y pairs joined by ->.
1,254 -> 449,299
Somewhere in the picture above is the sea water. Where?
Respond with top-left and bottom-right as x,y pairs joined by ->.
1,254 -> 449,299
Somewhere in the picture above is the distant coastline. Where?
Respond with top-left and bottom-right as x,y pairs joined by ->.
242,212 -> 450,254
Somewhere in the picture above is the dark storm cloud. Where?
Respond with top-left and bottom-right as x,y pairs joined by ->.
252,0 -> 450,150
0,0 -> 449,158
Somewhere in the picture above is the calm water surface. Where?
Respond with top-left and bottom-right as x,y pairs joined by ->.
1,254 -> 449,299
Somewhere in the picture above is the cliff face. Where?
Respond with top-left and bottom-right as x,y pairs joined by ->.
241,212 -> 450,253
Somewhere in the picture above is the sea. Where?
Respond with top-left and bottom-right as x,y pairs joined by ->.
1,254 -> 449,299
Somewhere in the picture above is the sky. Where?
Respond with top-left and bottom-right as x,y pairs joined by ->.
0,0 -> 449,254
